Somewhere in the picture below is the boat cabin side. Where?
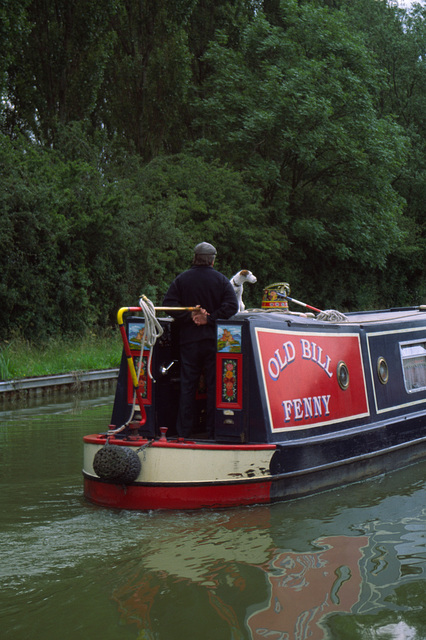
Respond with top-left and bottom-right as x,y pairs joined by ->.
108,309 -> 426,444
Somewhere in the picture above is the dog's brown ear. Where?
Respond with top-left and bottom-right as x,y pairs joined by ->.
240,269 -> 249,276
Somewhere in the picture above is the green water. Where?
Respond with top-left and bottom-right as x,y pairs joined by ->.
1,393 -> 425,640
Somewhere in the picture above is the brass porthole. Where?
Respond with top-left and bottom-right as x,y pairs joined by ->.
337,361 -> 349,390
377,356 -> 389,385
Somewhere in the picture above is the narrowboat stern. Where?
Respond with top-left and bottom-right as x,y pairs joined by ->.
83,300 -> 426,510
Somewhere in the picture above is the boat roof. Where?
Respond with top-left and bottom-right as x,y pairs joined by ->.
343,308 -> 426,325
240,306 -> 426,327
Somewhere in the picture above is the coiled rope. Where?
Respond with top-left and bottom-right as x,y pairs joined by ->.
138,295 -> 164,380
108,296 -> 164,436
316,309 -> 348,322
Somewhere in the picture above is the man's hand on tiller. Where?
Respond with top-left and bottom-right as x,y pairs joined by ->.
191,306 -> 209,325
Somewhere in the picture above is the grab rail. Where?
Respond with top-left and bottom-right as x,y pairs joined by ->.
117,307 -> 147,425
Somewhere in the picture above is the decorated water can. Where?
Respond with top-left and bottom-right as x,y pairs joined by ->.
262,282 -> 290,310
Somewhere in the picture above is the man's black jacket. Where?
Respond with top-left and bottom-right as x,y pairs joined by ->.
163,265 -> 238,344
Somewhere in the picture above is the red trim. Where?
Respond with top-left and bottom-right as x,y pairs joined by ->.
84,476 -> 272,510
261,300 -> 288,309
127,350 -> 152,405
83,434 -> 276,451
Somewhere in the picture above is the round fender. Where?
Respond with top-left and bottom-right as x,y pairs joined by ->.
93,444 -> 141,484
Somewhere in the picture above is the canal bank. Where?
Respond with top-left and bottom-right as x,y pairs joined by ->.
0,368 -> 119,401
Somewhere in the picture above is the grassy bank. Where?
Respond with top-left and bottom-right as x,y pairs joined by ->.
0,332 -> 122,380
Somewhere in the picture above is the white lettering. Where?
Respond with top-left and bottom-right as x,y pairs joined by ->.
268,357 -> 280,380
283,341 -> 296,364
268,341 -> 296,381
274,348 -> 287,370
313,396 -> 322,417
299,339 -> 333,378
322,394 -> 331,414
323,355 -> 333,378
300,339 -> 311,359
294,398 -> 303,420
316,346 -> 333,378
282,400 -> 293,421
282,395 -> 332,423
303,397 -> 313,419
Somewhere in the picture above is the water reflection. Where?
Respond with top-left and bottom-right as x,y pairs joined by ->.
1,395 -> 426,640
0,387 -> 115,419
110,491 -> 426,640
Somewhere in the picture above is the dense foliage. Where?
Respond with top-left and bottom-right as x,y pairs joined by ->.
1,0 -> 426,340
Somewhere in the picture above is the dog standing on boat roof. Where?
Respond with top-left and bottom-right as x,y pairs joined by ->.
230,270 -> 257,312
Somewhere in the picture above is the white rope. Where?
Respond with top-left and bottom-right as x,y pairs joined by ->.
316,309 -> 348,322
138,295 -> 164,380
107,296 -> 164,436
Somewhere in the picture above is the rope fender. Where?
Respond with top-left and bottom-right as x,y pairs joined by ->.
93,443 -> 141,483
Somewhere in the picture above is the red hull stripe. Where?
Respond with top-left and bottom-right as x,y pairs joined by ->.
84,476 -> 272,510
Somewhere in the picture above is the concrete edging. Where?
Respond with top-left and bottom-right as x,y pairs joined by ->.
0,369 -> 119,398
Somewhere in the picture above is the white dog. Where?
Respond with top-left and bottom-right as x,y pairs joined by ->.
230,270 -> 257,312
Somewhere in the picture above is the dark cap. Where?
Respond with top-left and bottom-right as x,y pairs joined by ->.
194,242 -> 217,255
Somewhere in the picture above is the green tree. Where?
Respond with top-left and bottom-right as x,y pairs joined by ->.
3,0 -> 117,143
97,0 -> 195,160
0,0 -> 30,96
0,130 -> 127,338
188,0 -> 258,84
340,0 -> 426,302
107,152 -> 276,309
191,2 -> 409,308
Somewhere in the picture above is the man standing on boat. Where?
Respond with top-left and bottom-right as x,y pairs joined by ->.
163,242 -> 238,439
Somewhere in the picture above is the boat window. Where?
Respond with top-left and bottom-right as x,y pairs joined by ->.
400,341 -> 426,392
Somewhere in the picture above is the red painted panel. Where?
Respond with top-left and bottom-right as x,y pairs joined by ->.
84,477 -> 272,510
216,353 -> 243,409
127,350 -> 152,405
255,329 -> 369,431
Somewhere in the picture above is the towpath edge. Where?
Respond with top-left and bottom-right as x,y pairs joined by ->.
0,369 -> 119,400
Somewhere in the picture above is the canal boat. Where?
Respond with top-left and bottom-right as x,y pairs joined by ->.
83,294 -> 426,510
